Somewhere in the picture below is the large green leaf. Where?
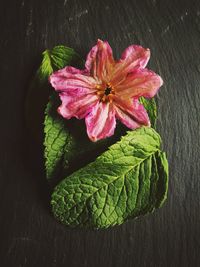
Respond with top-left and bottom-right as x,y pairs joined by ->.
51,127 -> 168,229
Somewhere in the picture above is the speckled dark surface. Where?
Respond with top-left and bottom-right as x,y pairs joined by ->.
1,0 -> 200,266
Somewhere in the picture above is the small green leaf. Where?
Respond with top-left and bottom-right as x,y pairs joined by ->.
37,50 -> 53,82
42,46 -> 83,179
51,127 -> 168,229
25,45 -> 80,141
44,94 -> 76,180
140,97 -> 157,128
37,46 -> 79,82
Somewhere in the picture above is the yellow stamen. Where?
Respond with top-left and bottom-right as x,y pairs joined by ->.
96,82 -> 115,103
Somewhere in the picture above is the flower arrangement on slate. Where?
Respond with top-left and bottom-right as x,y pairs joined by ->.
32,39 -> 168,229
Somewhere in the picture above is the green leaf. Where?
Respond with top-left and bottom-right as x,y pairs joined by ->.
25,45 -> 80,141
42,46 -> 84,179
44,94 -> 76,180
139,97 -> 157,128
37,45 -> 80,82
51,127 -> 168,229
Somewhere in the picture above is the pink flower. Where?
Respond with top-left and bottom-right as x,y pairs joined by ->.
49,39 -> 163,142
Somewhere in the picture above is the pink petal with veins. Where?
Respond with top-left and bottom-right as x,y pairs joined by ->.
49,66 -> 99,119
111,45 -> 150,86
85,102 -> 116,141
49,66 -> 97,95
58,93 -> 98,119
114,97 -> 150,127
120,45 -> 150,69
115,68 -> 163,98
85,39 -> 115,82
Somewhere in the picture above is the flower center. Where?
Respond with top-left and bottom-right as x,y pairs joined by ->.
104,87 -> 112,96
96,83 -> 115,103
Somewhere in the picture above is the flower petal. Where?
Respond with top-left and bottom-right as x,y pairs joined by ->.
115,68 -> 163,98
58,93 -> 98,119
49,66 -> 97,96
114,97 -> 150,128
49,66 -> 99,119
85,102 -> 116,141
111,45 -> 150,86
85,39 -> 115,82
120,45 -> 150,68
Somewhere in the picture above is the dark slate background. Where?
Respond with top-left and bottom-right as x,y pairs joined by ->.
1,0 -> 200,266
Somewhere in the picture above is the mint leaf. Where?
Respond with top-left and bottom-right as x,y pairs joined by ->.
26,45 -> 80,142
37,46 -> 79,82
140,97 -> 157,128
51,127 -> 168,229
42,46 -> 83,179
37,50 -> 53,82
44,94 -> 76,180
